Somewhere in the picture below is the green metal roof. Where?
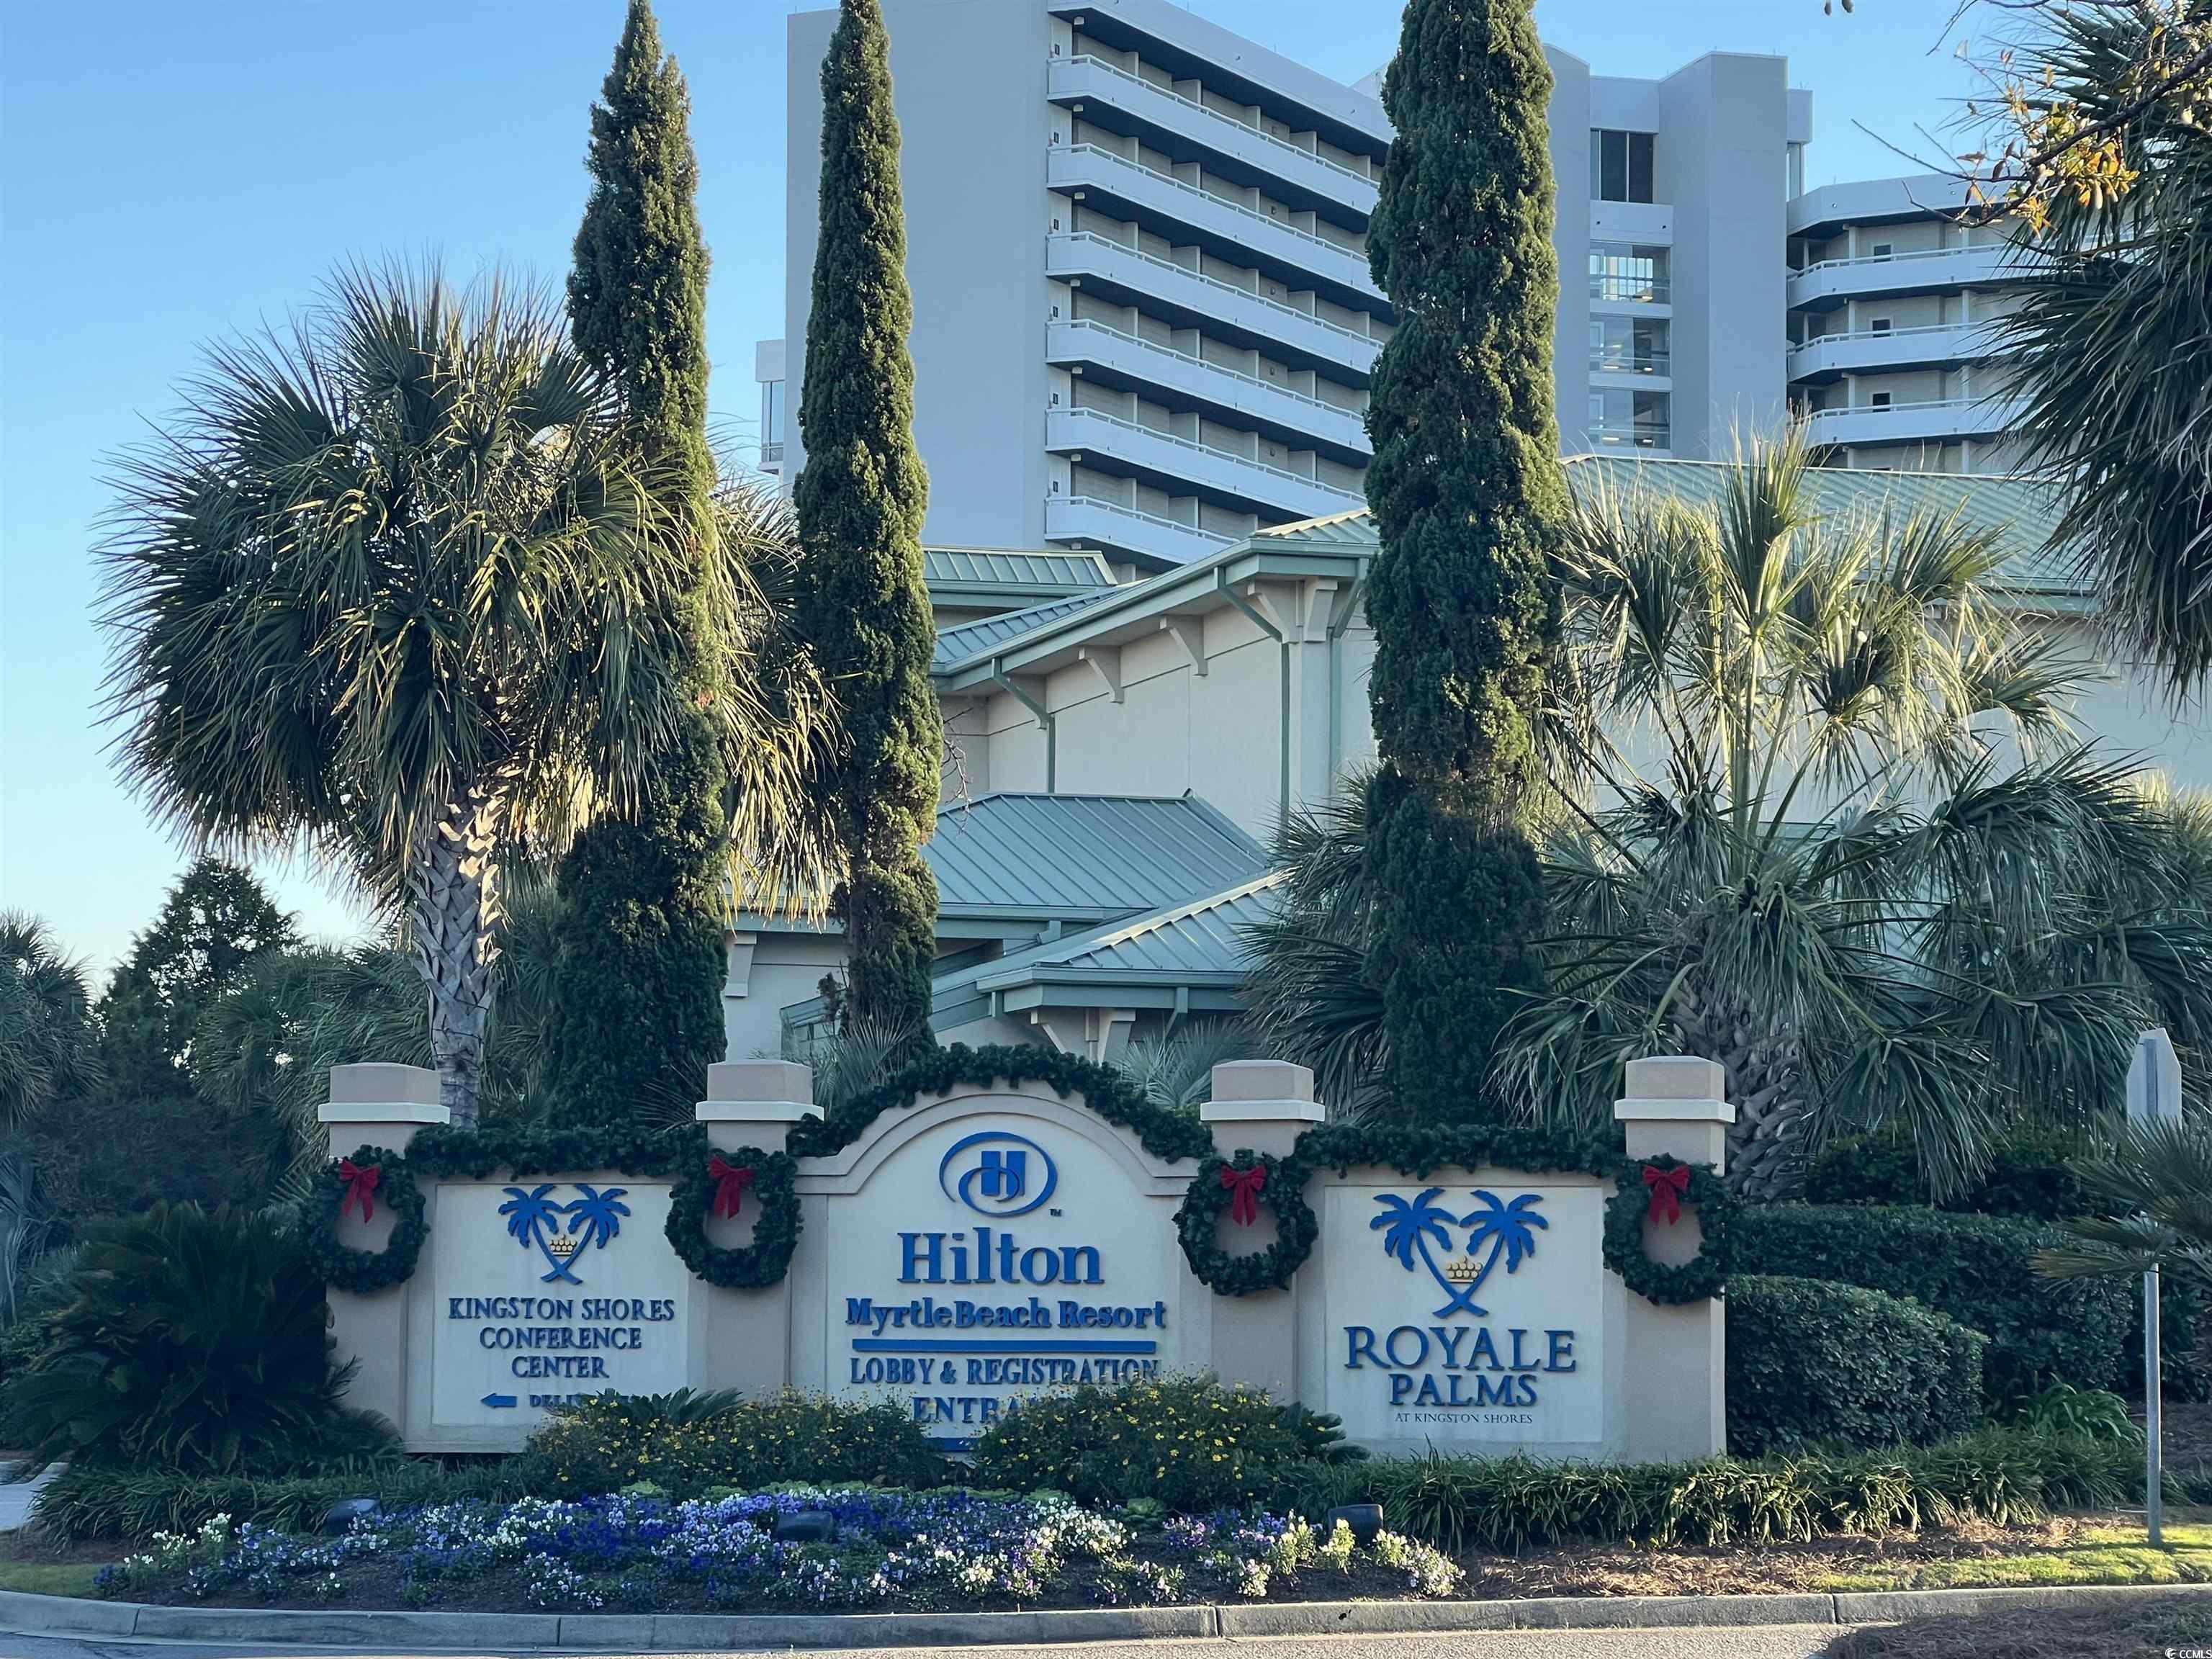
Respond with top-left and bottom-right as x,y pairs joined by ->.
928,791 -> 1265,921
972,873 -> 1282,990
924,546 -> 1117,601
1562,456 -> 2081,596
932,588 -> 1125,670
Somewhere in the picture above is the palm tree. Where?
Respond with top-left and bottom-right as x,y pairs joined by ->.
1370,1187 -> 1457,1274
1982,1 -> 2212,694
1461,1190 -> 1547,1291
98,263 -> 830,1127
562,1184 -> 631,1252
2038,1117 -> 2212,1286
1247,436 -> 2212,1198
0,914 -> 102,1131
1107,1020 -> 1259,1112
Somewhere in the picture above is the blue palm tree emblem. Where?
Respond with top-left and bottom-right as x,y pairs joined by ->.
1372,1187 -> 1547,1318
498,1182 -> 626,1284
563,1184 -> 629,1251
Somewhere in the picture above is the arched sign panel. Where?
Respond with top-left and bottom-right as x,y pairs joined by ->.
805,1095 -> 1198,1448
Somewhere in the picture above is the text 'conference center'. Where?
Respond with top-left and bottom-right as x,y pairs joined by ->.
755,0 -> 2028,572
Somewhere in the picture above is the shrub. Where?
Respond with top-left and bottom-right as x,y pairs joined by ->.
4,1203 -> 386,1475
971,1375 -> 1329,1511
1733,1203 -> 2133,1400
1259,1428 -> 2151,1552
1727,1274 -> 1984,1455
33,1457 -> 524,1545
2006,1382 -> 2140,1444
520,1390 -> 948,1496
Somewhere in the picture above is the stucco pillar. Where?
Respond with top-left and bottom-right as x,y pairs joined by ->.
1200,1060 -> 1325,1399
318,1064 -> 449,1437
696,1061 -> 822,1398
1613,1056 -> 1735,1461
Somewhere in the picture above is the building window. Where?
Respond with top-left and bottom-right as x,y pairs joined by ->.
1589,387 -> 1670,450
1589,129 -> 1655,203
1869,391 -> 1892,409
1869,318 -> 1892,336
1590,315 -> 1670,375
1589,242 -> 1670,304
760,377 -> 786,464
1869,240 -> 1894,260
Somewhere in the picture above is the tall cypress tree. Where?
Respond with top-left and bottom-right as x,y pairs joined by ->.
1361,0 -> 1564,1124
547,0 -> 728,1122
792,0 -> 942,1036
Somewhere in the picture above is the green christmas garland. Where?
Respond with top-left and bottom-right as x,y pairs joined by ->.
664,1146 -> 802,1290
788,1043 -> 1216,1163
304,1145 -> 426,1294
1174,1150 -> 1318,1297
1602,1154 -> 1736,1305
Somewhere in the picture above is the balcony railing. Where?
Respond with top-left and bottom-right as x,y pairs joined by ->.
1048,232 -> 1380,363
1588,423 -> 1672,451
1049,405 -> 1365,505
1053,145 -> 1375,288
1589,351 -> 1671,377
1053,318 -> 1366,424
1045,493 -> 1239,562
1591,274 -> 1671,305
1058,56 -> 1376,194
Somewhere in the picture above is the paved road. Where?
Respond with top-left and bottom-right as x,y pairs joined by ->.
0,1627 -> 1851,1658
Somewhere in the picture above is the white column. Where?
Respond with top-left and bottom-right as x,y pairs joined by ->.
318,1064 -> 451,1434
1613,1056 -> 1735,1461
1200,1060 -> 1326,1399
694,1061 -> 822,1398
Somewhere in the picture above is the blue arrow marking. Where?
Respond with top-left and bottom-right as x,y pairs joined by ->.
481,1393 -> 517,1409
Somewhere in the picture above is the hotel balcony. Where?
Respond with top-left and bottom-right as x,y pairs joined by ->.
1788,320 -> 2001,384
1047,232 -> 1381,382
1787,243 -> 2020,312
1043,493 -> 1238,568
1048,143 -> 1384,315
1046,405 -> 1364,521
1048,55 -> 1377,228
1802,392 -> 2027,449
1047,318 -> 1370,463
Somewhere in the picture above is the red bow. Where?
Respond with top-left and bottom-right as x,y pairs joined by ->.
708,1156 -> 755,1220
1642,1163 -> 1691,1225
1218,1163 -> 1267,1227
337,1159 -> 380,1223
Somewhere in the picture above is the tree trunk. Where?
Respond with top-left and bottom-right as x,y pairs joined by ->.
1671,979 -> 1808,1200
405,794 -> 501,1130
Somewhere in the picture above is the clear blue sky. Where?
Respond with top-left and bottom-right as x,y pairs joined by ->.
0,0 -> 1982,978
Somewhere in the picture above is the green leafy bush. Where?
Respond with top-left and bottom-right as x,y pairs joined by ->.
971,1375 -> 1331,1511
520,1390 -> 948,1496
33,1458 -> 522,1545
1733,1203 -> 2133,1399
2005,1382 -> 2141,1444
1261,1428 -> 2151,1552
1727,1274 -> 1984,1455
4,1203 -> 387,1474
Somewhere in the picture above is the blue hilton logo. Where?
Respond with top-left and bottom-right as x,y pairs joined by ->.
938,1130 -> 1057,1218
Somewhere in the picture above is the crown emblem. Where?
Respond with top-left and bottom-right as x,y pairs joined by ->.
544,1233 -> 579,1263
1442,1254 -> 1479,1286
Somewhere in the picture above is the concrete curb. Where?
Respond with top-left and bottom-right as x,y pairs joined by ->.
1,1580 -> 2208,1650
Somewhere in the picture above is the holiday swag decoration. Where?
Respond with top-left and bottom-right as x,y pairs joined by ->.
1174,1150 -> 1318,1297
1604,1154 -> 1736,1305
304,1146 -> 426,1293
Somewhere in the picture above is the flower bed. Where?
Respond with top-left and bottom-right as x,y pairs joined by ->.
95,1488 -> 1462,1613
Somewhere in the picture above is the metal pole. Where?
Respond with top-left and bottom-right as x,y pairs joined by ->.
2146,1264 -> 2164,1547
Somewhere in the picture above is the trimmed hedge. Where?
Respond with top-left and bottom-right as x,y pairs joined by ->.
1727,1274 -> 1984,1455
1734,1203 -> 2134,1400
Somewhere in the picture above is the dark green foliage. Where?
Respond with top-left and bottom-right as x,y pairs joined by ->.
1269,1427 -> 2147,1552
1804,1132 -> 2090,1218
664,1143 -> 801,1287
970,1376 -> 1333,1511
98,859 -> 296,1099
302,1146 -> 426,1294
550,0 -> 729,1128
1727,1274 -> 1985,1456
1174,1150 -> 1318,1295
24,1091 -> 267,1236
35,1460 -> 514,1545
792,0 -> 943,1035
1734,1203 -> 2135,1401
1361,0 -> 1563,1123
6,1204 -> 382,1475
790,1043 -> 1215,1164
521,1389 -> 948,1496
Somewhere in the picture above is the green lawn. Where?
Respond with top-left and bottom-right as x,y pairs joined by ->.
0,1557 -> 106,1598
1817,1519 -> 2212,1593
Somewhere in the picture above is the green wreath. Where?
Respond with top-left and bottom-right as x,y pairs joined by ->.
664,1145 -> 801,1290
304,1145 -> 426,1294
1175,1149 -> 1318,1295
1603,1155 -> 1735,1304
